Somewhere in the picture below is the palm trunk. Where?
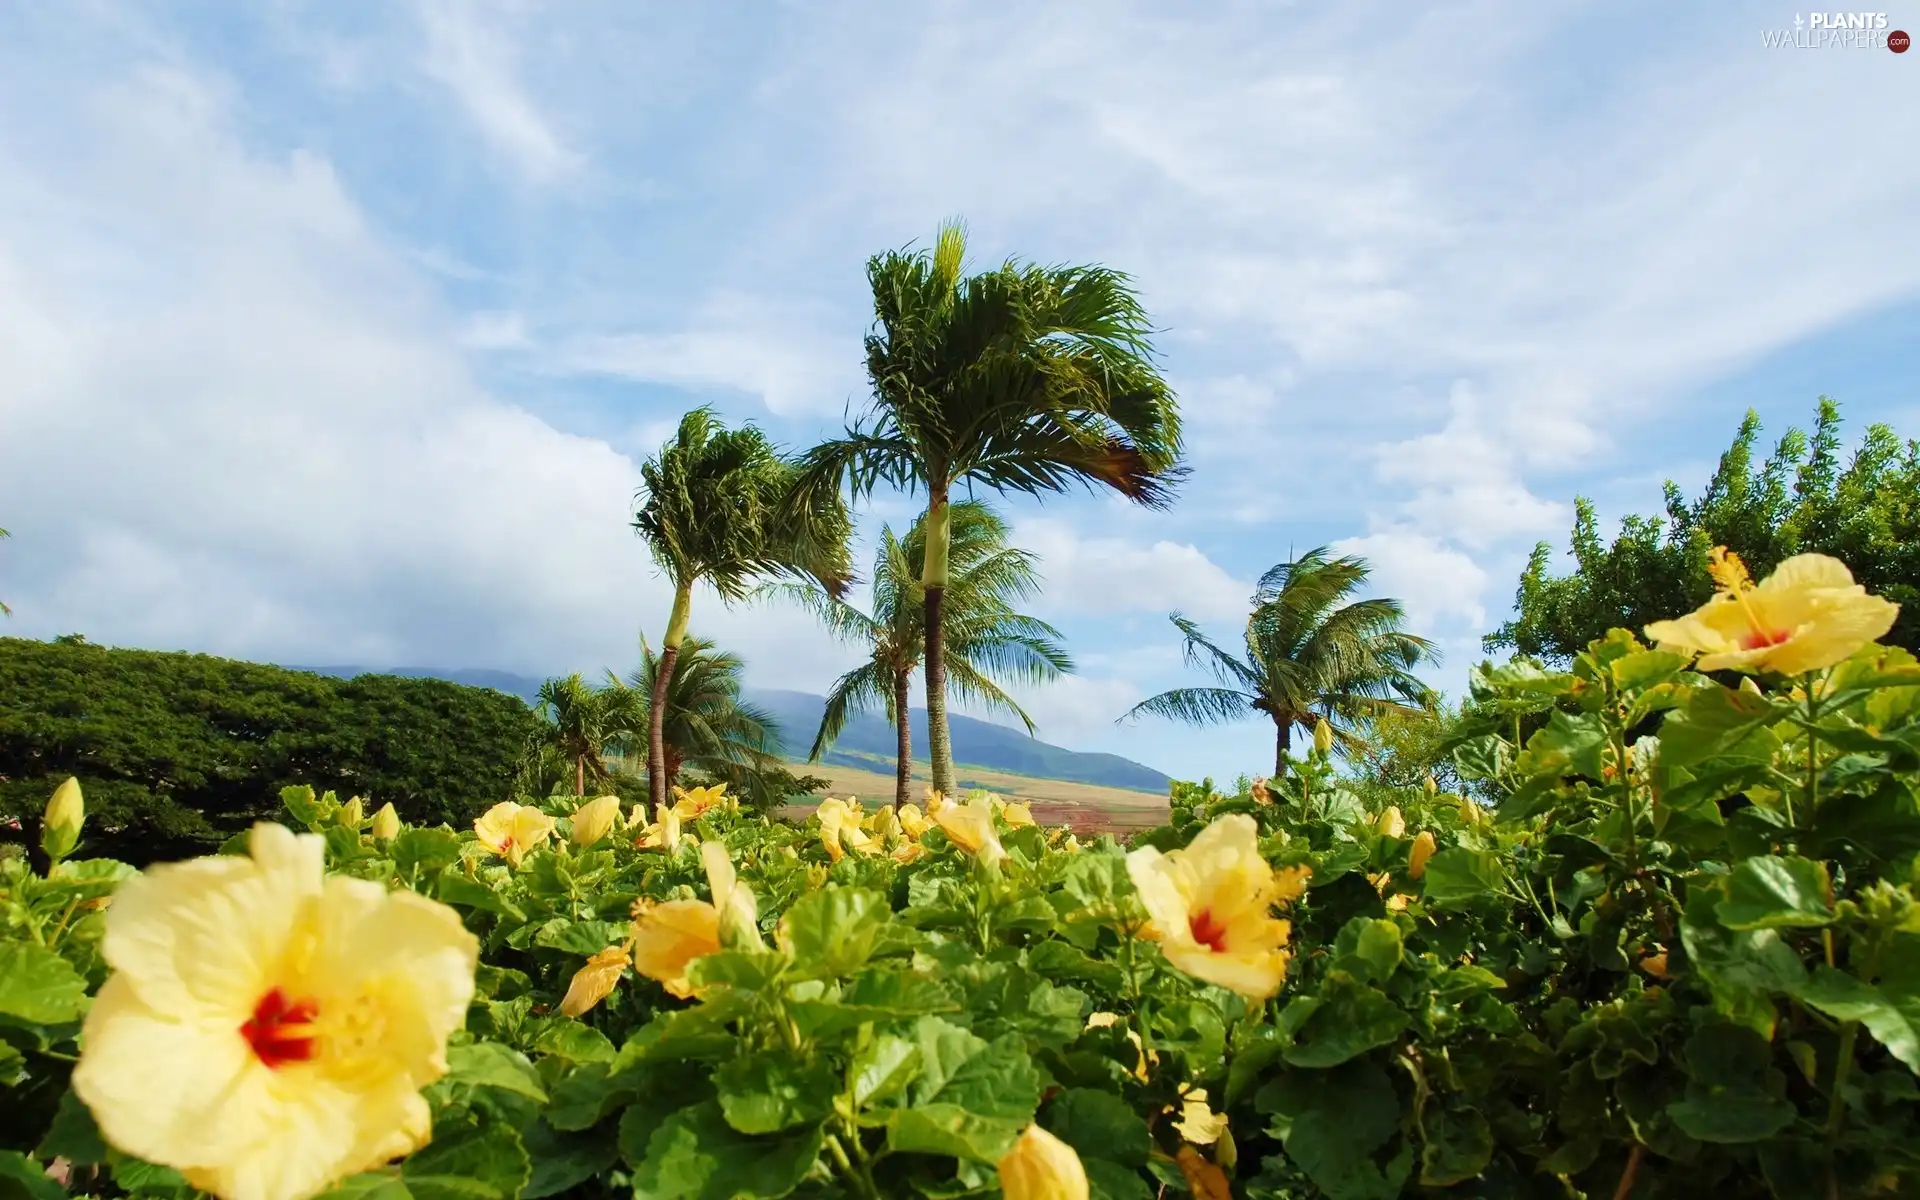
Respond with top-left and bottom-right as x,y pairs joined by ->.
1275,719 -> 1292,780
893,667 -> 913,811
649,581 -> 693,813
921,490 -> 955,797
575,755 -> 585,797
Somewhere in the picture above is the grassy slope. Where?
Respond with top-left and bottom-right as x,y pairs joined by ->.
790,753 -> 1169,834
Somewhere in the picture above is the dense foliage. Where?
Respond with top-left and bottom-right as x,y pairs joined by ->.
5,556 -> 1920,1199
0,638 -> 539,864
1489,398 -> 1920,662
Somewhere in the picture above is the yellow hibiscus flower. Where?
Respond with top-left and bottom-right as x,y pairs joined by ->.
1408,830 -> 1438,879
671,782 -> 729,818
933,793 -> 1006,866
559,945 -> 630,1018
1002,801 -> 1037,828
72,824 -> 477,1200
1125,814 -> 1307,1000
629,841 -> 759,998
897,803 -> 930,839
569,795 -> 623,849
473,801 -> 555,867
1644,548 -> 1899,675
814,797 -> 874,862
638,803 -> 682,851
1175,1087 -> 1228,1145
998,1124 -> 1088,1200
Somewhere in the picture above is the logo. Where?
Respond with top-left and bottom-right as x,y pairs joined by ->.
1763,11 -> 1903,47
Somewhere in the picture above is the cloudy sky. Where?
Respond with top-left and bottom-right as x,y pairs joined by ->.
2,1 -> 1915,782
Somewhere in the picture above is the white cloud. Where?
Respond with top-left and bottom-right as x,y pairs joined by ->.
461,310 -> 531,351
1013,518 -> 1249,624
416,0 -> 579,183
0,60 -> 851,693
557,292 -> 861,418
1328,529 -> 1489,636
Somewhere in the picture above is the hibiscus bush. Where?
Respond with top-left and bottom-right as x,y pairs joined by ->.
3,551 -> 1920,1199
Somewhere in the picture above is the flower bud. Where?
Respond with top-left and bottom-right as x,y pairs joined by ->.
336,796 -> 365,829
1424,774 -> 1438,798
1313,718 -> 1334,755
1374,806 -> 1406,839
1408,830 -> 1437,879
41,777 -> 84,862
998,1124 -> 1088,1200
1740,676 -> 1764,697
571,795 -> 622,848
370,802 -> 401,843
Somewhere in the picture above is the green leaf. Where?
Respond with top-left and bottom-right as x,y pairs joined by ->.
106,1152 -> 192,1195
1660,685 -> 1781,769
1795,966 -> 1920,1072
1258,1061 -> 1405,1200
687,950 -> 786,993
1083,1158 -> 1155,1200
391,827 -> 462,876
529,1018 -> 617,1065
1333,918 -> 1403,984
777,887 -> 891,978
1418,849 -> 1504,905
401,1121 -> 531,1200
1043,1088 -> 1150,1168
519,1119 -> 619,1200
1282,975 -> 1409,1068
1523,710 -> 1609,780
1665,1024 -> 1796,1143
281,783 -> 323,827
1419,1104 -> 1494,1187
0,944 -> 87,1025
715,1050 -> 837,1135
35,1090 -> 107,1165
313,1174 -> 412,1200
885,1017 -> 1041,1161
850,1034 -> 922,1107
1681,888 -> 1809,995
1719,856 -> 1835,930
444,1042 -> 547,1102
0,1152 -> 65,1200
533,919 -> 626,956
628,1102 -> 822,1200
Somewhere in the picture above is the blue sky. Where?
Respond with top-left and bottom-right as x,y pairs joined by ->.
0,1 -> 1914,783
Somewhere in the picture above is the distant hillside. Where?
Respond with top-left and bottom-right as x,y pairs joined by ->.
293,667 -> 1171,794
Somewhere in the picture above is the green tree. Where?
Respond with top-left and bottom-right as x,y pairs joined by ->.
632,408 -> 852,812
1488,397 -> 1920,662
764,501 -> 1073,808
0,638 -> 538,862
795,221 -> 1181,796
605,635 -> 786,802
532,673 -> 627,796
1122,547 -> 1439,776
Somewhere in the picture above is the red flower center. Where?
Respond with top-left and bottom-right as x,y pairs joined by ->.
242,988 -> 319,1068
1188,909 -> 1230,952
1739,627 -> 1793,650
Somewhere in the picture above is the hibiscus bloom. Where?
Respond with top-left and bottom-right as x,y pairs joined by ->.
473,801 -> 555,867
1125,814 -> 1307,1000
72,824 -> 477,1200
1644,548 -> 1898,675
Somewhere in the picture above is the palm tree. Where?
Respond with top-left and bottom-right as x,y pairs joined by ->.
763,501 -> 1073,808
794,221 -> 1181,796
633,408 -> 851,811
605,636 -> 784,797
1121,547 -> 1440,777
533,673 -> 625,795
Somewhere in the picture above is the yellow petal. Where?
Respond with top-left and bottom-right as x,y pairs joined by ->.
560,947 -> 630,1017
1175,1089 -> 1228,1145
1408,831 -> 1437,880
933,796 -> 1006,865
998,1124 -> 1088,1200
570,796 -> 622,848
629,900 -> 721,999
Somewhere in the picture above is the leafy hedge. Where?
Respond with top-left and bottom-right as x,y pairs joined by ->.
4,601 -> 1920,1196
0,638 -> 540,863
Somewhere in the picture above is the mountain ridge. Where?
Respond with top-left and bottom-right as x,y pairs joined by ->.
290,665 -> 1171,794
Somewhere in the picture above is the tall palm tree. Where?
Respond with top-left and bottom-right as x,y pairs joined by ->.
604,636 -> 784,797
763,501 -> 1073,808
1122,547 -> 1440,777
534,673 -> 624,795
794,221 -> 1181,796
633,408 -> 851,811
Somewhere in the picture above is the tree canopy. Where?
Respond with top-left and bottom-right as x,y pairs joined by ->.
1489,398 -> 1920,662
0,637 -> 538,864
